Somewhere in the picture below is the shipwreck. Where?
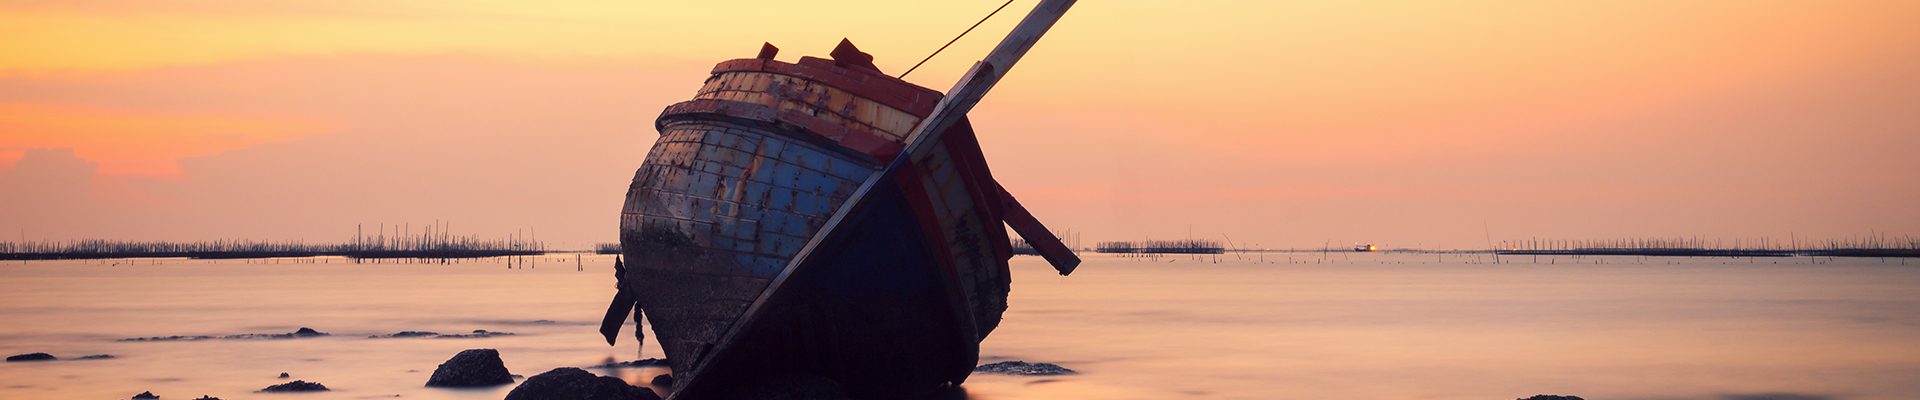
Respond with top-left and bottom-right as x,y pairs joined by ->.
604,1 -> 1081,399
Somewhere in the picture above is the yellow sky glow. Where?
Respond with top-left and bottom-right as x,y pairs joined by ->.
1,0 -> 1915,245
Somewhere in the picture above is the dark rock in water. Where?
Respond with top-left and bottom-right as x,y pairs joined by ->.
131,391 -> 159,399
505,367 -> 660,400
125,328 -> 328,342
193,396 -> 221,400
369,331 -> 440,339
77,354 -> 115,360
425,349 -> 514,387
587,358 -> 669,369
436,329 -> 514,339
5,353 -> 56,362
370,330 -> 512,339
233,327 -> 328,340
718,373 -> 848,400
650,373 -> 673,387
1518,396 -> 1585,400
119,335 -> 217,342
277,372 -> 290,378
974,361 -> 1076,376
226,329 -> 327,340
259,380 -> 329,392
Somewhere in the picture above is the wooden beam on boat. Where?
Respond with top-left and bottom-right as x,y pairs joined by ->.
998,183 -> 1080,275
674,1 -> 1077,398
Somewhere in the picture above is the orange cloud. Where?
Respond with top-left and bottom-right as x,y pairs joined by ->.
0,103 -> 320,176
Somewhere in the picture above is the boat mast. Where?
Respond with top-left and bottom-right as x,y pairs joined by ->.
679,1 -> 1079,396
898,0 -> 1077,151
770,0 -> 1078,288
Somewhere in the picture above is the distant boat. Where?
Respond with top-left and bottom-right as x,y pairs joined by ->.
607,2 -> 1080,399
1354,243 -> 1378,252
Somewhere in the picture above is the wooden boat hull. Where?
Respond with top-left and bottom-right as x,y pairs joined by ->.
618,41 -> 1076,399
669,174 -> 976,398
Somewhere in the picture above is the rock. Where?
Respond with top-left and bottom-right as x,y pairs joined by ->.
5,353 -> 56,362
369,331 -> 440,339
124,328 -> 328,341
259,380 -> 329,392
371,330 -> 515,339
194,396 -> 221,400
1518,396 -> 1585,400
131,391 -> 159,399
425,349 -> 514,387
974,361 -> 1076,376
77,354 -> 115,360
587,358 -> 669,369
717,373 -> 848,400
505,367 -> 660,400
238,328 -> 328,340
436,329 -> 514,339
277,372 -> 290,378
651,374 -> 673,387
119,335 -> 216,342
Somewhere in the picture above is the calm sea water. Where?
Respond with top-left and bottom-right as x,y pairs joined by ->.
1,253 -> 1917,400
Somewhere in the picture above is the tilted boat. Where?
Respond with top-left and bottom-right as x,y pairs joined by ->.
607,2 -> 1080,398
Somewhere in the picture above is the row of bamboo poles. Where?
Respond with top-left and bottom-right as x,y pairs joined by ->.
1491,234 -> 1919,258
1094,239 -> 1225,254
1499,234 -> 1920,252
1,222 -> 545,260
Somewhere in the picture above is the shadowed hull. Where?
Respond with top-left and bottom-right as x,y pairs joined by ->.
619,117 -> 874,369
615,39 -> 1076,399
674,176 -> 976,399
619,117 -> 1010,397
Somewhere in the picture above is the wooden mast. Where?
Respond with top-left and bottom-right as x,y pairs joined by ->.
730,0 -> 1078,342
758,0 -> 1078,298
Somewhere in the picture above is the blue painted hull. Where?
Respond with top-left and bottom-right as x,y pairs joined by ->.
620,118 -> 877,369
616,40 -> 1076,399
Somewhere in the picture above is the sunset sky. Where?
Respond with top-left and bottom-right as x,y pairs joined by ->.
2,1 -> 1916,249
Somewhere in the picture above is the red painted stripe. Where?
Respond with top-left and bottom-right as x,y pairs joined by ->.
935,119 -> 1015,265
711,58 -> 943,117
891,157 -> 978,338
893,161 -> 961,284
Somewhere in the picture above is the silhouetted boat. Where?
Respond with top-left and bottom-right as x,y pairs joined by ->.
608,2 -> 1079,398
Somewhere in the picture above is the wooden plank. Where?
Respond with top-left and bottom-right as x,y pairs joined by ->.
997,183 -> 1079,275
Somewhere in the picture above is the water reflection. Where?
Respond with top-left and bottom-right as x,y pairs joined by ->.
0,254 -> 1917,399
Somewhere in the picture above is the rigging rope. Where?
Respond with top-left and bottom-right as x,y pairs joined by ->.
899,0 -> 1018,79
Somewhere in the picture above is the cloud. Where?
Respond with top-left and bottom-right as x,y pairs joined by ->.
0,54 -> 699,246
0,148 -> 99,237
1,147 -> 95,196
0,102 -> 317,176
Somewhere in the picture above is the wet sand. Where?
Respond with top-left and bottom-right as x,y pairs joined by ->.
2,254 -> 1917,399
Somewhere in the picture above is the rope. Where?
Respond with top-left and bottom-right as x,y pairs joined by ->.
899,0 -> 1018,79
